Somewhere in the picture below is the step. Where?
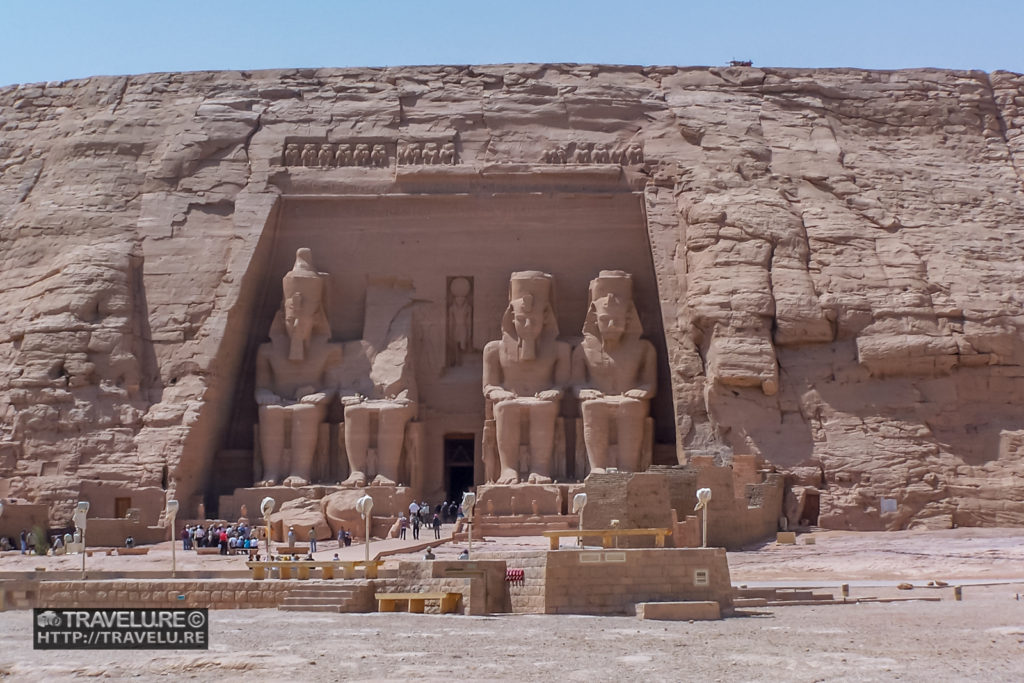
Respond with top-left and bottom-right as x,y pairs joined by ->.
279,604 -> 344,612
281,596 -> 358,605
286,588 -> 362,597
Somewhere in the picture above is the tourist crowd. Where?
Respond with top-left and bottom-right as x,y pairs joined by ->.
180,522 -> 260,554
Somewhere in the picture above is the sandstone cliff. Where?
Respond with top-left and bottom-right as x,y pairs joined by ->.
1,64 -> 1022,530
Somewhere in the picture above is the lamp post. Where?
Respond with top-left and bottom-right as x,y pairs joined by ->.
166,500 -> 179,578
72,501 -> 90,579
356,495 -> 374,565
260,497 -> 275,560
461,492 -> 477,559
572,493 -> 588,547
694,488 -> 712,548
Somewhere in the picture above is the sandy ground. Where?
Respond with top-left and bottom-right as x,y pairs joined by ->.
1,529 -> 1023,681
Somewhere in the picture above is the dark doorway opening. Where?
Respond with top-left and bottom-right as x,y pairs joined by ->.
115,497 -> 132,519
444,435 -> 475,503
800,490 -> 821,526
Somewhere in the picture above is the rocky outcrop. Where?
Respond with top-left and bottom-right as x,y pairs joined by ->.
1,64 -> 1022,530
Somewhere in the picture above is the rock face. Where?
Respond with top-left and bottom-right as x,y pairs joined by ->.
1,64 -> 1023,531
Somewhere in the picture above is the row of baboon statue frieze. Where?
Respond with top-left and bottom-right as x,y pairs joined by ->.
282,141 -> 458,168
540,142 -> 644,165
254,250 -> 656,489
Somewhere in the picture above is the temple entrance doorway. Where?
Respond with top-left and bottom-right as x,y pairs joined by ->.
444,435 -> 475,503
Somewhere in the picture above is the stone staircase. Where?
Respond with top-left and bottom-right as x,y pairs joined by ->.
278,581 -> 375,613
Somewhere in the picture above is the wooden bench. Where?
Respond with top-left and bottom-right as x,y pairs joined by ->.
544,527 -> 671,550
85,548 -> 115,557
375,591 -> 461,614
246,559 -> 383,580
195,547 -> 222,555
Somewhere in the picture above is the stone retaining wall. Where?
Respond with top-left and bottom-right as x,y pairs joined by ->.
1,579 -> 330,610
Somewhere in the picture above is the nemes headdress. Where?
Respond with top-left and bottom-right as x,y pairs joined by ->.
583,270 -> 643,341
502,270 -> 560,339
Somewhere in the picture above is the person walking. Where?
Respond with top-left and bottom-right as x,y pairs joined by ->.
308,527 -> 317,553
19,529 -> 27,555
432,513 -> 442,540
412,514 -> 421,540
399,514 -> 408,540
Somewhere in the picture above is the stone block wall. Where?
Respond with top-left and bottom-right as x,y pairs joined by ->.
583,466 -> 784,549
479,550 -> 548,614
1,578 -> 310,610
381,559 -> 509,615
542,548 -> 732,615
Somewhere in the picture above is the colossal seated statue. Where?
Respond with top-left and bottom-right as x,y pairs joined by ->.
338,280 -> 419,487
255,248 -> 342,487
572,270 -> 656,474
483,271 -> 570,484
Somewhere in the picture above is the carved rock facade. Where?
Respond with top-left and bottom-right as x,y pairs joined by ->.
1,64 -> 1023,532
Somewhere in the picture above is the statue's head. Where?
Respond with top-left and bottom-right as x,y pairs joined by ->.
275,248 -> 331,360
502,271 -> 558,360
449,277 -> 470,305
594,293 -> 627,342
584,270 -> 642,346
511,294 -> 543,344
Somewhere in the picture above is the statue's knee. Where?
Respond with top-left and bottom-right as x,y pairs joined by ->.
620,398 -> 645,416
493,402 -> 517,419
581,400 -> 606,420
344,405 -> 370,424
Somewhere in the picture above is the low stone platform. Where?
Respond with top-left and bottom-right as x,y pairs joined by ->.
636,601 -> 721,621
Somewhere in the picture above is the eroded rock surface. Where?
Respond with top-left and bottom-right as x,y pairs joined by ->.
1,64 -> 1023,530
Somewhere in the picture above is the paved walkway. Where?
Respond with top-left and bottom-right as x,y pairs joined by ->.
301,530 -> 453,562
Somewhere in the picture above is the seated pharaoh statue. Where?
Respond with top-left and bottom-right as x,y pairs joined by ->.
572,270 -> 657,474
483,271 -> 571,484
255,248 -> 342,487
338,280 -> 419,487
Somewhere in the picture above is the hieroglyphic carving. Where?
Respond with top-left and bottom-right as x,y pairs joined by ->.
540,142 -> 644,165
446,276 -> 473,367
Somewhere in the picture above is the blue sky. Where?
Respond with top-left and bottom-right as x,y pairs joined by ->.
2,1 -> 1022,87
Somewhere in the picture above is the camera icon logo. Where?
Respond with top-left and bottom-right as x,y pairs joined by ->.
36,610 -> 61,628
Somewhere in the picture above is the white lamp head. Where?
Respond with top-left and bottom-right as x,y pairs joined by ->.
356,495 -> 374,519
260,497 -> 276,518
166,499 -> 179,518
461,492 -> 477,517
572,493 -> 588,514
73,501 -> 90,531
694,487 -> 712,511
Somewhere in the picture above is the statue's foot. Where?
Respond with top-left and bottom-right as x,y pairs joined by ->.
255,479 -> 278,488
587,467 -> 606,475
283,476 -> 309,488
342,471 -> 366,487
496,468 -> 520,485
371,474 -> 396,487
528,472 -> 553,485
